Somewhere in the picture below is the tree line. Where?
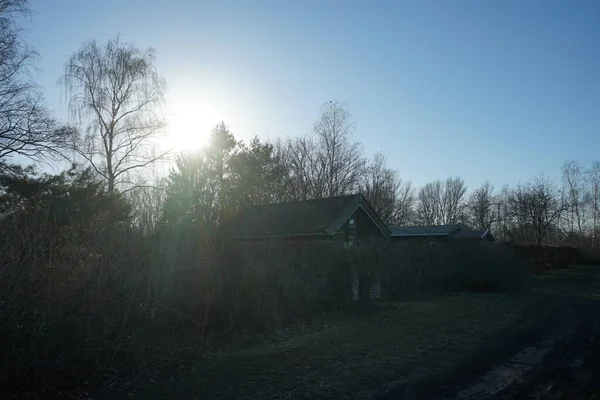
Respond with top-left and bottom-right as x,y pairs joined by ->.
0,0 -> 597,249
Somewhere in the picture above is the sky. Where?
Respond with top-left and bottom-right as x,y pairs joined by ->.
18,0 -> 600,189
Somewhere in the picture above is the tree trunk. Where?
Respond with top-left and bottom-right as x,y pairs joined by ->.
108,172 -> 115,193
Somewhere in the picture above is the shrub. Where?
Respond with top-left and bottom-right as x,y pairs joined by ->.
447,242 -> 532,293
0,206 -> 532,396
510,243 -> 591,272
0,213 -> 354,394
376,241 -> 532,300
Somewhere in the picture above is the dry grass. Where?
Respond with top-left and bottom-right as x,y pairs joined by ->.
122,267 -> 600,400
124,292 -> 552,399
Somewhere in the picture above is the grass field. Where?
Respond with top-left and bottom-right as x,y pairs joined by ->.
110,267 -> 600,400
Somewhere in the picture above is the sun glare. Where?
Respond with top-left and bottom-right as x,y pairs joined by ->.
163,101 -> 220,153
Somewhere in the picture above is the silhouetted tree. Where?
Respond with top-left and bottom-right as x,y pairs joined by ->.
442,177 -> 467,224
0,165 -> 130,229
586,161 -> 600,247
467,181 -> 496,231
125,176 -> 168,235
280,101 -> 366,200
394,179 -> 416,225
416,177 -> 467,225
162,122 -> 239,233
0,0 -> 74,172
562,160 -> 586,233
359,152 -> 414,225
416,180 -> 442,225
506,175 -> 566,245
360,152 -> 397,224
59,35 -> 167,193
228,136 -> 289,206
314,100 -> 365,197
281,135 -> 322,200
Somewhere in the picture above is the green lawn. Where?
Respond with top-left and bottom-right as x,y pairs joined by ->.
123,267 -> 600,400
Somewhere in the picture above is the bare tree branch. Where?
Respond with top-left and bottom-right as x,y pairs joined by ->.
562,160 -> 586,234
0,0 -> 74,170
282,100 -> 366,200
466,181 -> 496,231
505,175 -> 567,245
359,151 -> 414,225
585,161 -> 600,247
416,177 -> 467,225
313,100 -> 365,197
59,34 -> 167,193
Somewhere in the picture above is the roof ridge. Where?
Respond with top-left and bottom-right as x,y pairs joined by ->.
390,224 -> 459,228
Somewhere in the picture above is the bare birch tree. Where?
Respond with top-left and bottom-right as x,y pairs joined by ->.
281,100 -> 365,200
562,160 -> 586,233
467,181 -> 496,231
0,0 -> 73,172
313,100 -> 365,197
59,35 -> 167,193
495,184 -> 512,241
585,161 -> 600,246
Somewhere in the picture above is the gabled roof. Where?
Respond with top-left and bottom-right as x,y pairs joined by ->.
226,193 -> 390,239
453,229 -> 492,239
389,224 -> 461,237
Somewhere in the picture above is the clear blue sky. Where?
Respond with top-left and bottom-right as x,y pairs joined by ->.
21,0 -> 600,189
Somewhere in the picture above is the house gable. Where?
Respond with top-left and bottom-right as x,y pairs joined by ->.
326,194 -> 390,238
225,193 -> 390,240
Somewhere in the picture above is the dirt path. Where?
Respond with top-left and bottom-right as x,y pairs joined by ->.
490,297 -> 600,399
383,266 -> 600,400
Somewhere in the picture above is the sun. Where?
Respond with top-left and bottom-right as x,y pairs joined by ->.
162,100 -> 220,153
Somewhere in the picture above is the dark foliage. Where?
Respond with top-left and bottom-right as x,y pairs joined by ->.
0,165 -> 130,225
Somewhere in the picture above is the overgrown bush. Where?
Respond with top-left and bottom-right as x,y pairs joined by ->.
509,243 -> 597,272
0,212 -> 354,394
1,199 -> 532,395
376,241 -> 532,299
447,242 -> 532,292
